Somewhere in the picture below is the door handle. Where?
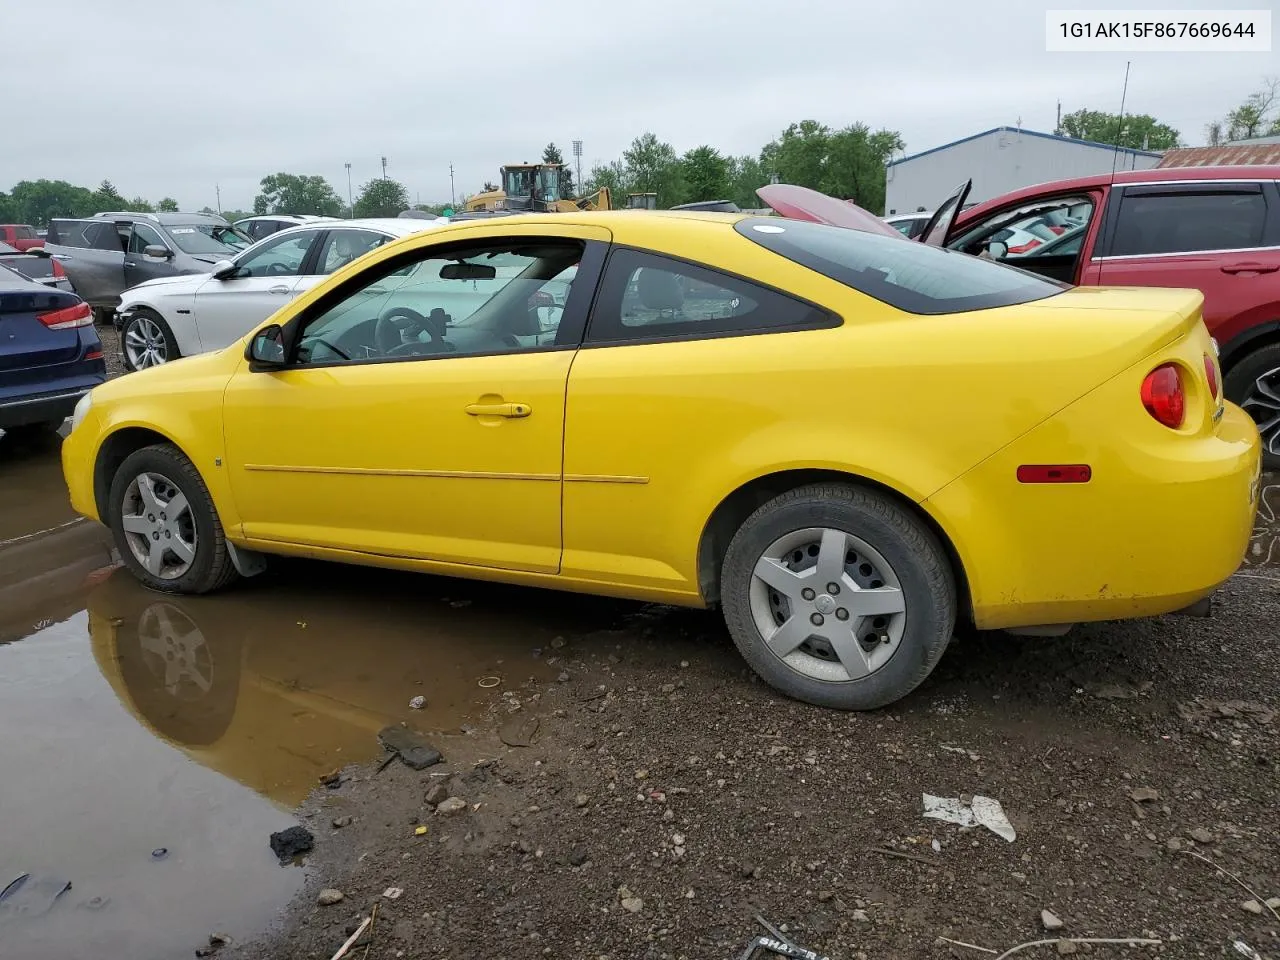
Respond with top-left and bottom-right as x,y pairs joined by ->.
268,285 -> 292,295
124,261 -> 136,267
465,402 -> 531,418
1221,262 -> 1280,274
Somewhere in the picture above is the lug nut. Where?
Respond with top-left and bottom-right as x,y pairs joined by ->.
836,608 -> 849,621
827,582 -> 840,595
801,588 -> 815,601
810,613 -> 825,626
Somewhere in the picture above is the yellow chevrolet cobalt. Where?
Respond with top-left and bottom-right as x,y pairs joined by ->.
61,210 -> 1260,710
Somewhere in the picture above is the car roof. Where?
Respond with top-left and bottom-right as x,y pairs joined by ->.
955,164 -> 1280,228
265,217 -> 455,240
236,214 -> 338,223
92,211 -> 230,226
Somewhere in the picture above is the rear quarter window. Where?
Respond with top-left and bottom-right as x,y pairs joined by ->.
735,217 -> 1068,316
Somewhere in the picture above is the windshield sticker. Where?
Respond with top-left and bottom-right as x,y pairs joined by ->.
171,228 -> 197,234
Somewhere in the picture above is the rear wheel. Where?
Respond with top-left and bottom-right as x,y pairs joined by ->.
122,308 -> 180,372
107,443 -> 239,595
721,483 -> 955,710
1225,342 -> 1280,470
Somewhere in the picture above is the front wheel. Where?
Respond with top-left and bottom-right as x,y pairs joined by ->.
107,443 -> 240,594
1225,342 -> 1280,471
721,483 -> 955,710
121,308 -> 180,372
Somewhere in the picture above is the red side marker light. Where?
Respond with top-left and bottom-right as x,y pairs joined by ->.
1017,465 -> 1092,484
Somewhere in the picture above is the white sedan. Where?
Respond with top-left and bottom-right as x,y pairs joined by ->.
115,218 -> 447,371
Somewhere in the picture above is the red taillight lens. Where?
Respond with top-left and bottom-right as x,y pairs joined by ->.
1203,354 -> 1219,398
1141,363 -> 1185,428
37,301 -> 93,330
50,259 -> 66,278
85,349 -> 104,360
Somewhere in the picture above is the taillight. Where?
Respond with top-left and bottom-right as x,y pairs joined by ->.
1203,354 -> 1219,398
50,259 -> 66,278
37,301 -> 93,330
1141,363 -> 1185,428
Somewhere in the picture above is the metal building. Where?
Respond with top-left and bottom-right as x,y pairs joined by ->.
884,126 -> 1162,215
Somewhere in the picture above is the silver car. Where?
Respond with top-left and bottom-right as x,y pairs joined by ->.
42,212 -> 252,322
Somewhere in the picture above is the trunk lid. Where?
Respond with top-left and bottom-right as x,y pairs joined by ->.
0,284 -> 85,373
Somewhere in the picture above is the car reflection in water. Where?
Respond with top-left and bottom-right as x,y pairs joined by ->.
85,563 -> 611,807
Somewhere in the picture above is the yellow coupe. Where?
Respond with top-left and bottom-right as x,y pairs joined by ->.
61,210 -> 1260,710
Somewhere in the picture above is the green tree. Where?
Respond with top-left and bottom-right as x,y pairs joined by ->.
95,179 -> 126,210
1224,77 -> 1279,140
8,179 -> 97,225
157,197 -> 179,213
759,120 -> 902,213
622,133 -> 683,207
728,155 -> 769,209
584,160 -> 631,202
128,197 -> 155,213
1059,108 -> 1180,149
253,173 -> 344,217
353,177 -> 409,218
0,191 -> 15,223
542,142 -> 574,199
679,146 -> 731,203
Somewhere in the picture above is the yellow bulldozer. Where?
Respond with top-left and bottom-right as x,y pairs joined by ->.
464,163 -> 613,213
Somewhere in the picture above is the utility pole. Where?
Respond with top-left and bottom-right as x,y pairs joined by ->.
449,164 -> 456,207
215,183 -> 221,214
344,162 -> 353,216
381,156 -> 388,180
572,139 -> 583,195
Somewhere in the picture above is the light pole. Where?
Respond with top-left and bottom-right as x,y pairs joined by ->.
572,140 -> 582,195
344,163 -> 353,217
381,156 -> 388,180
449,164 -> 456,207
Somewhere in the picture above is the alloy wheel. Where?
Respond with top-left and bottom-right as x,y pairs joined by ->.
124,316 -> 168,369
749,527 -> 906,683
120,471 -> 198,580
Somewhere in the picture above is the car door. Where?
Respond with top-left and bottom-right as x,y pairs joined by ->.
123,222 -> 177,289
1096,180 -> 1279,337
220,224 -> 611,574
297,227 -> 396,299
191,229 -> 323,353
43,219 -> 126,306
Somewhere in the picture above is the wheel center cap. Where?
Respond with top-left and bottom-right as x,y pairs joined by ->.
814,594 -> 836,615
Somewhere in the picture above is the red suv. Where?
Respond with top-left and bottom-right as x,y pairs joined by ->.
913,167 -> 1280,463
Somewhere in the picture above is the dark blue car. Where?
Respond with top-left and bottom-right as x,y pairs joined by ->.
0,264 -> 107,438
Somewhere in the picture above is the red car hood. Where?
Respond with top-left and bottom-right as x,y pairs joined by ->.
755,184 -> 906,239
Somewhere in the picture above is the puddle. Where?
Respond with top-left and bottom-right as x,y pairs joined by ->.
0,431 -> 617,959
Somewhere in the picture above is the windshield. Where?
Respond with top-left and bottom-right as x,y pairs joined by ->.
735,216 -> 1067,316
503,167 -> 535,198
167,223 -> 251,255
537,166 -> 561,202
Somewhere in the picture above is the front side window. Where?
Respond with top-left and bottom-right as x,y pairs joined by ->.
1110,188 -> 1267,256
737,217 -> 1067,316
586,247 -> 831,343
950,196 -> 1095,260
128,223 -> 168,254
167,223 -> 246,255
293,238 -> 584,366
318,229 -> 392,275
232,230 -> 320,278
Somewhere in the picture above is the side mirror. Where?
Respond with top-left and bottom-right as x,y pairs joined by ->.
245,324 -> 286,369
144,244 -> 173,260
211,259 -> 238,279
984,240 -> 1009,260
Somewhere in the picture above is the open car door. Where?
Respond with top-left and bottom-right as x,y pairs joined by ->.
918,179 -> 971,247
755,184 -> 907,239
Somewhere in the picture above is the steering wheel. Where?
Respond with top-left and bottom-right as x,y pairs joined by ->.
374,307 -> 451,355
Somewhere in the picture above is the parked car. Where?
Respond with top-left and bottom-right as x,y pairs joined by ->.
42,212 -> 253,321
114,218 -> 446,371
0,224 -> 44,251
886,212 -> 932,239
62,210 -> 1257,711
0,240 -> 72,291
0,266 -> 106,438
791,168 -> 1280,466
234,214 -> 339,243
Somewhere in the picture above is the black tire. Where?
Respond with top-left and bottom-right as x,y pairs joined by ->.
121,308 -> 181,372
721,483 -> 955,710
1224,341 -> 1280,470
107,443 -> 239,595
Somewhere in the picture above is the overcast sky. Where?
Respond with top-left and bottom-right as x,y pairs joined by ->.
4,0 -> 1272,211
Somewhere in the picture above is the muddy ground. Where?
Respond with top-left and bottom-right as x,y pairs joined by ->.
3,328 -> 1278,960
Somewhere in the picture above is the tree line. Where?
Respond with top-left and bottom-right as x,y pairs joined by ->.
3,76 -> 1274,228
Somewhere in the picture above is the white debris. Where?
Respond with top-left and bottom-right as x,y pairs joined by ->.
1234,941 -> 1264,960
922,793 -> 1016,842
408,696 -> 426,710
383,887 -> 404,900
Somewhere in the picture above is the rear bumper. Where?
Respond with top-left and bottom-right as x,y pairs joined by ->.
928,401 -> 1260,631
0,388 -> 89,429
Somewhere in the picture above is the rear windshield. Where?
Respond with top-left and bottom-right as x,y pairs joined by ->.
735,217 -> 1067,315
